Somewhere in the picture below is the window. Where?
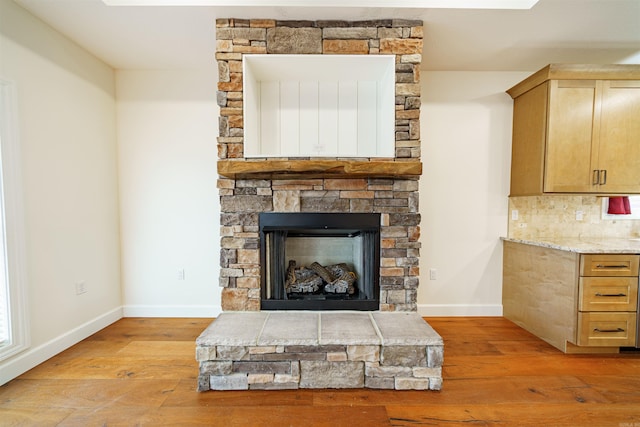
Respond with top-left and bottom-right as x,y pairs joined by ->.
0,221 -> 7,346
0,195 -> 7,346
0,78 -> 29,361
601,196 -> 640,220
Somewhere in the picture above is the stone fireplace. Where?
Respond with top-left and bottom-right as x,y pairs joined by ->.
216,18 -> 424,312
197,18 -> 443,392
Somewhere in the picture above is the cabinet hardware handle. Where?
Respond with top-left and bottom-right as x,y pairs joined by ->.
593,170 -> 600,185
600,169 -> 607,185
595,264 -> 628,269
594,327 -> 625,333
595,293 -> 627,297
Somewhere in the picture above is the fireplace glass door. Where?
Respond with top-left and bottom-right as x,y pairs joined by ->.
259,213 -> 380,310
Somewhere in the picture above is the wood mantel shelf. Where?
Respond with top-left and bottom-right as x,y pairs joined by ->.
217,159 -> 422,180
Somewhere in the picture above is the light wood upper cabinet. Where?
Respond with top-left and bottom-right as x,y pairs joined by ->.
507,64 -> 640,196
597,80 -> 640,193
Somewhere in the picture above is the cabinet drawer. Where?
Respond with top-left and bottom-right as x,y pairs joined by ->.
580,254 -> 639,277
577,312 -> 637,347
579,277 -> 638,311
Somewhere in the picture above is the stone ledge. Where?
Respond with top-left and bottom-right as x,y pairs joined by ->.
196,311 -> 443,391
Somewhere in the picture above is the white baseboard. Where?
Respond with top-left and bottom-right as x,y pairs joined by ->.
0,306 -> 123,386
120,304 -> 498,318
122,305 -> 221,318
418,304 -> 503,317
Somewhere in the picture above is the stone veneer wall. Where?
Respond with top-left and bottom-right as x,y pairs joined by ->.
216,19 -> 423,312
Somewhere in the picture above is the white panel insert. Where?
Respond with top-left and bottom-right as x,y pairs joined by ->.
243,54 -> 396,158
299,81 -> 320,155
318,82 -> 339,155
259,81 -> 280,156
280,81 -> 300,156
338,80 -> 358,156
357,80 -> 378,157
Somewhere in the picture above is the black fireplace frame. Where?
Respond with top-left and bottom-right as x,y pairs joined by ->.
259,212 -> 381,311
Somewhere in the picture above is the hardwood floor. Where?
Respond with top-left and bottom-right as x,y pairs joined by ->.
1,317 -> 639,426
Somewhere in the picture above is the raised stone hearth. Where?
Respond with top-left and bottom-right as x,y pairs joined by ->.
196,311 -> 443,391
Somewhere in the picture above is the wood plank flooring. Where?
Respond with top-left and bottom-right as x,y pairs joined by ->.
1,317 -> 639,426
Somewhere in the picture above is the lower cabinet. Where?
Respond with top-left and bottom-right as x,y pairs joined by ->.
577,254 -> 638,347
503,241 -> 638,353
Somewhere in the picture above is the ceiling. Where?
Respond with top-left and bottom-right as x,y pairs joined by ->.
14,0 -> 640,71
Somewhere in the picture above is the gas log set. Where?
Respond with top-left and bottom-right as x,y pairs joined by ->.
285,260 -> 357,296
259,213 -> 381,310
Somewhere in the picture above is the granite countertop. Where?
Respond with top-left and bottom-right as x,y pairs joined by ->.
501,236 -> 640,254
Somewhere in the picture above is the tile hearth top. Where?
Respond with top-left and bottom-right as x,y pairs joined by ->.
196,311 -> 443,348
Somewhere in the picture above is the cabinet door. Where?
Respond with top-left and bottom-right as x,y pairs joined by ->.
596,80 -> 640,193
509,82 -> 548,195
544,80 -> 597,192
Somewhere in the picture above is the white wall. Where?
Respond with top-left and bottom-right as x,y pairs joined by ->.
116,69 -> 220,317
0,0 -> 122,383
115,70 -> 529,319
418,71 -> 530,316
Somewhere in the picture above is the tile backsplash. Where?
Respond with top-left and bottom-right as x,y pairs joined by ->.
508,195 -> 640,240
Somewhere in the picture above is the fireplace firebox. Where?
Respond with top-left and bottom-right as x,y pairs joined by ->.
259,213 -> 381,310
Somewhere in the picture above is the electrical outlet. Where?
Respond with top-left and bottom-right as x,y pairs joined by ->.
429,268 -> 437,280
177,269 -> 185,280
511,209 -> 519,221
75,281 -> 87,295
576,210 -> 584,221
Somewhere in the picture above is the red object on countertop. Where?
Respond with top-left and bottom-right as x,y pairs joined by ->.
608,196 -> 631,214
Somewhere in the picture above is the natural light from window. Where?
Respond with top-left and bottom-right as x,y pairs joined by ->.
602,196 -> 640,220
0,134 -> 7,347
0,78 -> 29,362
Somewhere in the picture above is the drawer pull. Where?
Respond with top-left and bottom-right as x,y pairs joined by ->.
595,292 -> 627,297
595,264 -> 629,269
594,327 -> 625,333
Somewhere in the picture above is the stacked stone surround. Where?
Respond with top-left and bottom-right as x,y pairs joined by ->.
197,311 -> 443,391
216,18 -> 424,312
216,18 -> 423,160
220,178 -> 421,312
